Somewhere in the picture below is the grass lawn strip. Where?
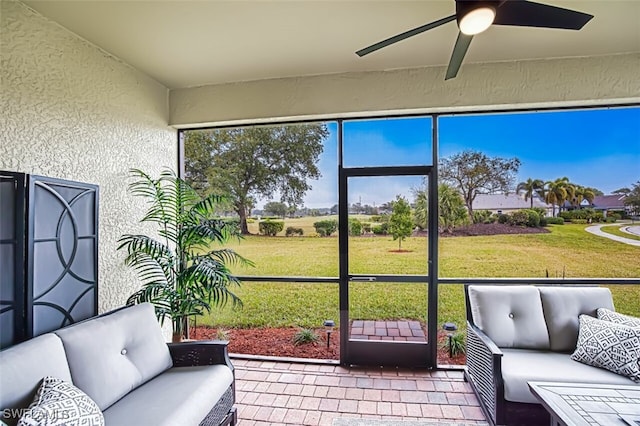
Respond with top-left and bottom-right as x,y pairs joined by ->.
199,223 -> 639,332
600,224 -> 640,242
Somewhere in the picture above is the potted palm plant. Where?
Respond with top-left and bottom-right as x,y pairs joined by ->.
118,168 -> 251,342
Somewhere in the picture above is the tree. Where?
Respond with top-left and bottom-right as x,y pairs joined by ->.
184,124 -> 328,234
389,195 -> 413,250
624,181 -> 640,217
613,187 -> 631,195
263,201 -> 288,218
439,150 -> 521,217
570,185 -> 595,208
544,177 -> 573,216
413,189 -> 428,230
584,186 -> 603,196
413,182 -> 468,232
438,183 -> 469,233
516,178 -> 545,208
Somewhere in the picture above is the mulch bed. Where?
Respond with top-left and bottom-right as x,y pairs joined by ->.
448,223 -> 550,237
190,326 -> 466,365
413,223 -> 550,237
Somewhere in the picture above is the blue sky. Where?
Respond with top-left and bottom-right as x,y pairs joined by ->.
267,107 -> 639,209
439,107 -> 640,193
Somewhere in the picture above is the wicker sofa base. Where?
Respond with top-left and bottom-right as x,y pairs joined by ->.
199,385 -> 237,426
464,370 -> 549,426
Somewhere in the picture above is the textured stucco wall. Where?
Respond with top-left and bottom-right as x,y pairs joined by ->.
0,1 -> 177,313
170,53 -> 640,127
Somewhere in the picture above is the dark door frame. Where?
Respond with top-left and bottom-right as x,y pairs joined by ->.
338,117 -> 439,367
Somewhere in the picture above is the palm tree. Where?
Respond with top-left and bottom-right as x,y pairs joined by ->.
545,177 -> 571,217
571,185 -> 595,208
118,169 -> 252,342
516,178 -> 545,208
438,184 -> 469,232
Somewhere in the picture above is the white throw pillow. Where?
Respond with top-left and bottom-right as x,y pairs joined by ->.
571,315 -> 640,383
18,377 -> 104,426
597,307 -> 640,328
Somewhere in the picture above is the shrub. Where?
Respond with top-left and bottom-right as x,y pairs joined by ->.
349,218 -> 363,236
259,220 -> 284,236
604,216 -> 617,223
362,223 -> 372,233
441,332 -> 466,357
509,210 -> 530,226
371,215 -> 389,223
558,208 -> 604,223
530,207 -> 547,218
215,328 -> 230,340
546,217 -> 565,225
292,328 -> 319,346
484,215 -> 497,224
472,210 -> 492,224
609,212 -> 622,221
285,227 -> 304,237
523,209 -> 541,227
372,223 -> 389,235
570,219 -> 588,224
314,219 -> 338,237
559,211 -> 573,221
497,214 -> 509,224
220,217 -> 241,229
539,216 -> 548,227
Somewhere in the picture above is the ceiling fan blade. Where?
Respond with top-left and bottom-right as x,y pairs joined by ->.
356,14 -> 456,57
445,32 -> 473,80
494,1 -> 593,30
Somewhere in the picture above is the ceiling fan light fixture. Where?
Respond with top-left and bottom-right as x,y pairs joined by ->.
458,6 -> 496,35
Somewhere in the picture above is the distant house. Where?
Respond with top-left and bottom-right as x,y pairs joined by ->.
590,194 -> 628,217
471,194 -> 553,216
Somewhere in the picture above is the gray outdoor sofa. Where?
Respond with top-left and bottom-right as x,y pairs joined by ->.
464,285 -> 639,426
0,303 -> 237,426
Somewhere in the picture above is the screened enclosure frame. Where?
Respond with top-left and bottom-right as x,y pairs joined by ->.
178,104 -> 640,368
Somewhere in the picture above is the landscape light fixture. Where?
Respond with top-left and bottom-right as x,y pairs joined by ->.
443,322 -> 458,358
323,320 -> 335,349
457,1 -> 496,35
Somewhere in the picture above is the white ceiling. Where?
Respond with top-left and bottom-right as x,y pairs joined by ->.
24,0 -> 640,89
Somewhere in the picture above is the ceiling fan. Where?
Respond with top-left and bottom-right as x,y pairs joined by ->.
355,0 -> 594,80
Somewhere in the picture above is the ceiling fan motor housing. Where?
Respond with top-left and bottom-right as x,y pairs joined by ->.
456,0 -> 499,35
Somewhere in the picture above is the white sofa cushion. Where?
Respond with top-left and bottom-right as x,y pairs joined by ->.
539,286 -> 614,352
468,285 -> 550,349
102,365 -> 233,426
54,303 -> 172,411
501,349 -> 638,404
0,334 -> 72,426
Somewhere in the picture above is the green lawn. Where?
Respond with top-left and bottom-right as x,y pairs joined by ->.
600,224 -> 640,241
199,223 -> 640,330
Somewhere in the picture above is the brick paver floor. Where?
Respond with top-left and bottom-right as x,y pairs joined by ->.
233,358 -> 487,426
350,320 -> 426,342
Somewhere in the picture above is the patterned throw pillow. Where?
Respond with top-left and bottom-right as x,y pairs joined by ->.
18,377 -> 104,426
597,307 -> 640,328
571,315 -> 640,383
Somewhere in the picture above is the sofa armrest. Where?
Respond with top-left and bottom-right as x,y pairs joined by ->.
168,340 -> 234,372
465,322 -> 505,426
